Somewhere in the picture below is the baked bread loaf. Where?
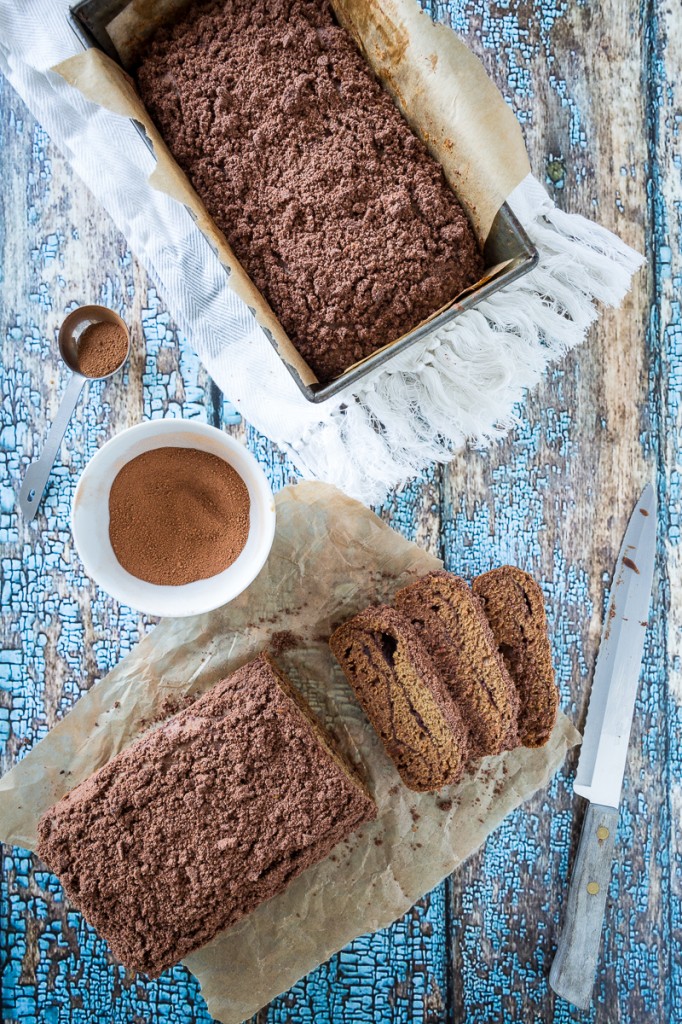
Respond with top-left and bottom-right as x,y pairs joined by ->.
36,653 -> 376,977
329,605 -> 470,791
473,566 -> 558,747
395,571 -> 519,756
135,0 -> 484,382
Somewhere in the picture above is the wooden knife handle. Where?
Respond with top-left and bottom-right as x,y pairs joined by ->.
549,802 -> 619,1010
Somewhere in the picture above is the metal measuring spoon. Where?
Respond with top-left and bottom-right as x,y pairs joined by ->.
19,305 -> 130,522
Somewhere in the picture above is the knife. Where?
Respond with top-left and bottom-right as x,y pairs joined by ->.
549,482 -> 657,1009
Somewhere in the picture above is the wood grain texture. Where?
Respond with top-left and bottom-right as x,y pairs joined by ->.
1,2 -> 680,1024
435,2 -> 677,1023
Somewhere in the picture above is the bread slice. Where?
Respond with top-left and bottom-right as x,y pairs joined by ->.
395,571 -> 519,756
473,566 -> 558,748
36,653 -> 376,978
329,606 -> 470,791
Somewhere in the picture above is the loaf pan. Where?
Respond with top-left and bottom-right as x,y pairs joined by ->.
69,0 -> 538,404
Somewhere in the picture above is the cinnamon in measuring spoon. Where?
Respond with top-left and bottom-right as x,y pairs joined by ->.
77,322 -> 129,378
108,447 -> 250,585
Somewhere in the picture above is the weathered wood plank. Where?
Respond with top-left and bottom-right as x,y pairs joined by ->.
0,76 -> 449,1024
648,0 -> 682,1018
0,76 -> 216,1023
436,1 -> 677,1021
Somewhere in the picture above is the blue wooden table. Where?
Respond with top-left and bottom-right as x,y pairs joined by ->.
1,2 -> 680,1022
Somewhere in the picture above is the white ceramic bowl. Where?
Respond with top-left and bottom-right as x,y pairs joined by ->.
72,420 -> 276,617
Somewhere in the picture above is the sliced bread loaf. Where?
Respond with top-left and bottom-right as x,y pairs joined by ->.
473,566 -> 558,747
395,571 -> 519,756
330,605 -> 470,791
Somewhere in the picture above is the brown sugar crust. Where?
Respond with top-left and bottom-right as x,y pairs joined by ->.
36,654 -> 376,978
329,606 -> 470,792
135,0 -> 484,382
395,571 -> 520,757
473,566 -> 558,748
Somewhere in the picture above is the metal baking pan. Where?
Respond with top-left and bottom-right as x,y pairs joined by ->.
69,0 -> 538,404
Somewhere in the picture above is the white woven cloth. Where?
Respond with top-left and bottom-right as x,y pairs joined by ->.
0,1 -> 644,504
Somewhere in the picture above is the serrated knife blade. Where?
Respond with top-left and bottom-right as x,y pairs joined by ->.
573,482 -> 657,808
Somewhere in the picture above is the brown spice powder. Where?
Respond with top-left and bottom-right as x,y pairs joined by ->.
77,321 -> 129,378
108,446 -> 250,586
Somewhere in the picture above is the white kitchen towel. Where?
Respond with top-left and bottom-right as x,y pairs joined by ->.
0,1 -> 644,505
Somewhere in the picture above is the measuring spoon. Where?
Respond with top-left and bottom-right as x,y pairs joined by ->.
20,305 -> 130,522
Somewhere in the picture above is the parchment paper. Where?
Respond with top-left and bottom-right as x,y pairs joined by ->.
0,482 -> 579,1024
55,0 -> 532,386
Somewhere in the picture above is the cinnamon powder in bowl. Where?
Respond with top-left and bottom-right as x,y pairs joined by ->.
108,447 -> 250,586
72,421 -> 276,617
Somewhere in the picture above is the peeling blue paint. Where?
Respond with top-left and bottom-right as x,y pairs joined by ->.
1,1 -> 680,1021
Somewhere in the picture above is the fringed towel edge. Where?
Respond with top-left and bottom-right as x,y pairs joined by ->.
281,175 -> 645,504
